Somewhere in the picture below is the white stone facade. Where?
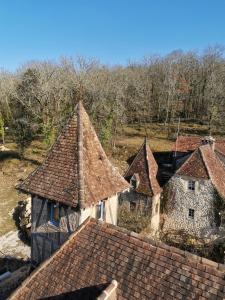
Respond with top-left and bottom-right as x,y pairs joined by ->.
79,194 -> 119,226
163,175 -> 216,238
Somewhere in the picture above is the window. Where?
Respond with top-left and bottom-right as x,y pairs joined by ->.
96,201 -> 105,220
130,178 -> 137,189
188,209 -> 195,219
49,203 -> 60,226
155,203 -> 159,214
130,201 -> 136,212
130,174 -> 140,190
188,180 -> 195,191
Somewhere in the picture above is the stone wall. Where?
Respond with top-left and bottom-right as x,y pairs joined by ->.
119,189 -> 151,215
119,189 -> 161,233
162,175 -> 216,238
150,193 -> 161,233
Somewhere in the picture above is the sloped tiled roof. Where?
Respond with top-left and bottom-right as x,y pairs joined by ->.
125,138 -> 161,196
10,218 -> 225,300
177,144 -> 225,199
173,135 -> 225,153
19,102 -> 129,208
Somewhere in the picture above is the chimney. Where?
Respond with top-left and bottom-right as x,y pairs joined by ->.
97,280 -> 118,300
201,136 -> 215,151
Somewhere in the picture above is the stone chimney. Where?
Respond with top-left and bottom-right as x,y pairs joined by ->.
97,280 -> 118,300
201,136 -> 215,151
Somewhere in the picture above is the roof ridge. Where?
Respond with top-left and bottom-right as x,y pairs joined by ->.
94,219 -> 225,273
77,101 -> 85,209
199,145 -> 212,179
198,145 -> 211,178
124,139 -> 146,177
144,138 -> 154,195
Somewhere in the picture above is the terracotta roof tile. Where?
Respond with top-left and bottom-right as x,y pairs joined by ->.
125,138 -> 161,196
9,218 -> 225,300
19,102 -> 129,207
176,147 -> 209,179
177,144 -> 225,199
173,135 -> 225,153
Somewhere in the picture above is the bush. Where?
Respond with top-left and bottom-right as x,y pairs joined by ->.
118,204 -> 151,233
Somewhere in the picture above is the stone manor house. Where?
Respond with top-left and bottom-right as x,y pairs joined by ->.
163,135 -> 225,238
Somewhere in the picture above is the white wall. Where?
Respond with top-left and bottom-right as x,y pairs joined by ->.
150,193 -> 161,233
79,194 -> 119,226
105,194 -> 118,225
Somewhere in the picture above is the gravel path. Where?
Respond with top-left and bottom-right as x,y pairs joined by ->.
0,231 -> 30,260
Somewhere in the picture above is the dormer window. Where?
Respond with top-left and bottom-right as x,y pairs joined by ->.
130,174 -> 140,190
49,202 -> 60,227
188,180 -> 195,191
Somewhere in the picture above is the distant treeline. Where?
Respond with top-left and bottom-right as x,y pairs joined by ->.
0,45 -> 225,153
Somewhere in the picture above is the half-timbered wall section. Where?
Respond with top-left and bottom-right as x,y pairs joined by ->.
31,196 -> 79,264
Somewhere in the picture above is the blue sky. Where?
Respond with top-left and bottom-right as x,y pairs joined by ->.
0,0 -> 224,70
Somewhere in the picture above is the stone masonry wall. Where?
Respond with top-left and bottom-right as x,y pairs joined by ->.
163,175 -> 216,238
119,189 -> 151,215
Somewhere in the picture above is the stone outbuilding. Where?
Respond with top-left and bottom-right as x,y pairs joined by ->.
18,101 -> 129,265
9,217 -> 225,300
121,138 -> 162,233
163,143 -> 225,238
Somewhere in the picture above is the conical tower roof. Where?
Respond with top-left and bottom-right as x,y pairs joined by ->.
124,138 -> 161,196
19,102 -> 129,208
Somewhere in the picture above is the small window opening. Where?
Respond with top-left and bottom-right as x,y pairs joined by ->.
189,209 -> 195,219
155,203 -> 159,214
49,203 -> 60,226
130,174 -> 139,190
130,201 -> 136,212
96,201 -> 105,220
188,180 -> 195,191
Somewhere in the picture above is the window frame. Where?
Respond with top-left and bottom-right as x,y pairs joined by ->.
96,201 -> 105,220
188,208 -> 195,219
130,201 -> 137,212
188,180 -> 196,191
49,202 -> 60,227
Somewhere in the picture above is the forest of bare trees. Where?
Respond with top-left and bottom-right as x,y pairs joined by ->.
0,45 -> 225,152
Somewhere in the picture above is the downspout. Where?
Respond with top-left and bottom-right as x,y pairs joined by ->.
77,101 -> 85,209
